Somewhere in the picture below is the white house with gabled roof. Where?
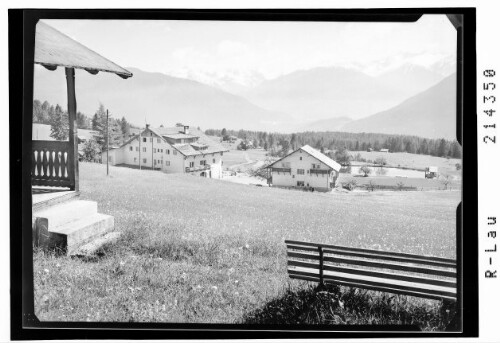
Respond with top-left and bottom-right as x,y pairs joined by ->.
102,123 -> 228,179
267,145 -> 341,192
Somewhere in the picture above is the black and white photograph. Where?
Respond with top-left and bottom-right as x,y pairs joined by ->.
9,7 -> 482,339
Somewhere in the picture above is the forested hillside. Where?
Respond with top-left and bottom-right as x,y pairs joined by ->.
206,128 -> 462,159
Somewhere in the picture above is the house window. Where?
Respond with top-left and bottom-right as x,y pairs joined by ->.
221,152 -> 224,156
189,162 -> 194,168
300,157 -> 302,160
165,161 -> 170,166
153,148 -> 156,153
312,163 -> 320,169
143,147 -> 147,152
143,137 -> 147,143
143,158 -> 147,163
129,146 -> 133,151
166,149 -> 170,155
213,158 -> 216,163
173,150 -> 177,155
200,160 -> 206,165
297,181 -> 304,187
134,157 -> 137,162
154,159 -> 157,165
157,138 -> 161,143
297,169 -> 305,175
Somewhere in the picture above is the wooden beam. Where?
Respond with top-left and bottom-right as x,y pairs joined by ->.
65,67 -> 79,191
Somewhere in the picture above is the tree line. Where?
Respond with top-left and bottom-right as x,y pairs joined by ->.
33,99 -> 136,161
206,128 -> 462,159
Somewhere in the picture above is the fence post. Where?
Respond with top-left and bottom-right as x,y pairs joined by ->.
318,246 -> 324,286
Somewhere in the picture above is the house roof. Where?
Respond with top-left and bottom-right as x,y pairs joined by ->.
172,127 -> 228,156
32,123 -> 97,141
78,128 -> 99,140
32,123 -> 55,141
268,145 -> 341,171
118,125 -> 228,156
35,21 -> 133,79
163,133 -> 199,140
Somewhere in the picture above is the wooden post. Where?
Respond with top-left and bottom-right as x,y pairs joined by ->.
106,109 -> 109,176
139,130 -> 142,170
318,246 -> 324,286
65,67 -> 79,192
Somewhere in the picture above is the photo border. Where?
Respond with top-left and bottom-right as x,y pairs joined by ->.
9,7 -> 477,340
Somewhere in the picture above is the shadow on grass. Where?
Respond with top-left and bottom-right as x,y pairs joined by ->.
242,283 -> 458,331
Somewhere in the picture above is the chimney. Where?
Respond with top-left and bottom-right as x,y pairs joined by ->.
184,125 -> 190,135
146,124 -> 150,129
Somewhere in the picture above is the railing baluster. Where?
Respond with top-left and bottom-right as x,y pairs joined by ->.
36,149 -> 42,178
49,149 -> 55,179
63,151 -> 68,179
54,150 -> 61,180
32,141 -> 73,187
42,149 -> 49,179
31,149 -> 37,177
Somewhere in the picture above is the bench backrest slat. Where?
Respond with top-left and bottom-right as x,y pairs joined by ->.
286,240 -> 457,301
285,240 -> 455,264
288,270 -> 457,301
288,244 -> 456,269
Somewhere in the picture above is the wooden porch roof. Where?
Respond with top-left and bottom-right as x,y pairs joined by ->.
34,21 -> 133,79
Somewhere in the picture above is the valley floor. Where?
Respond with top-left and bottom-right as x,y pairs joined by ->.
34,162 -> 460,324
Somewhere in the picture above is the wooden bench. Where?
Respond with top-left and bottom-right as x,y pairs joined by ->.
285,240 -> 457,301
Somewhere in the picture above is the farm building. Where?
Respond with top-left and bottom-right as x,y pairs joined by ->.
267,145 -> 341,192
101,124 -> 228,178
380,148 -> 390,153
425,166 -> 439,179
32,123 -> 99,143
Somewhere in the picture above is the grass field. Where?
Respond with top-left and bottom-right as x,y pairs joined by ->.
338,174 -> 462,191
34,163 -> 460,327
350,151 -> 462,178
223,149 -> 269,173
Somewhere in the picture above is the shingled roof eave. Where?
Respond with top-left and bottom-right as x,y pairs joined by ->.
267,145 -> 341,172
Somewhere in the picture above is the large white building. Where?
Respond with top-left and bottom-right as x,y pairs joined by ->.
267,145 -> 341,192
102,124 -> 228,178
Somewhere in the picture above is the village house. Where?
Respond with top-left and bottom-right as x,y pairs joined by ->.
425,166 -> 439,179
267,145 -> 341,192
101,124 -> 228,178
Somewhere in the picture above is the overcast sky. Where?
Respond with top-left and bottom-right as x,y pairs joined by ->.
44,15 -> 456,80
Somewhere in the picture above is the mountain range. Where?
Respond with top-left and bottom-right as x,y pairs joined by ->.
341,73 -> 456,139
33,61 -> 457,139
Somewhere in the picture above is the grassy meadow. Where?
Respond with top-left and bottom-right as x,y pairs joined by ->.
350,151 -> 462,177
34,162 -> 460,327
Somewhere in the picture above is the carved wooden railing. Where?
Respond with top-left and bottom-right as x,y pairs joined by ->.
185,164 -> 211,173
309,169 -> 329,175
32,140 -> 74,188
270,167 -> 291,174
